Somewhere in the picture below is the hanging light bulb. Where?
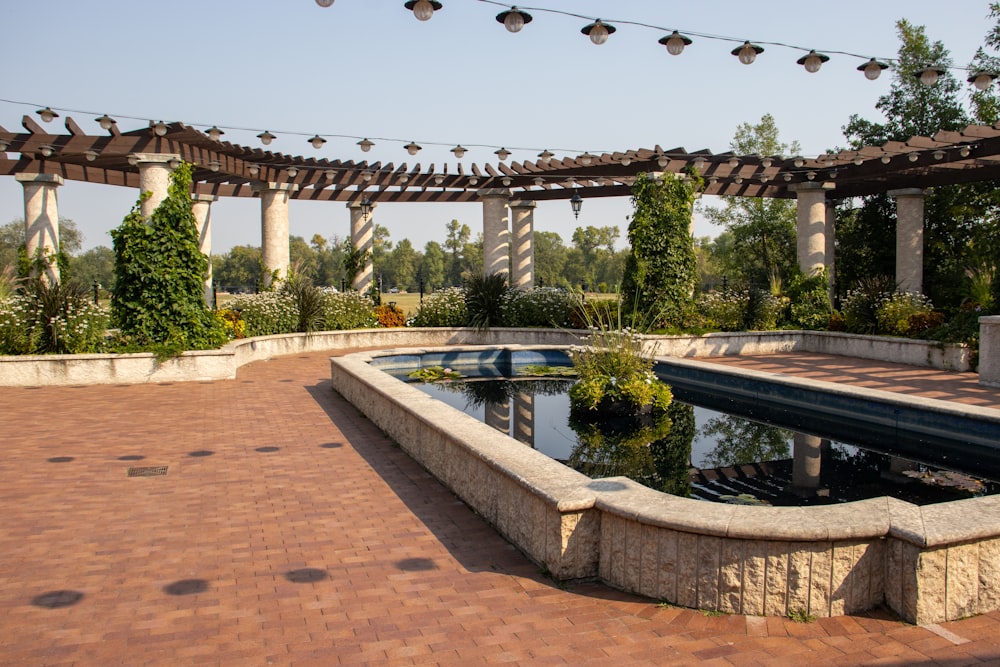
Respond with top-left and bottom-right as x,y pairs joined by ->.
960,146 -> 972,158
361,170 -> 373,182
208,161 -> 221,172
404,141 -> 422,155
248,164 -> 260,177
908,152 -> 920,162
495,147 -> 511,161
533,177 -> 544,186
969,70 -> 998,91
797,50 -> 829,73
84,150 -> 99,162
793,156 -> 805,167
658,30 -> 692,56
257,130 -> 276,146
692,156 -> 707,171
858,58 -> 889,81
537,149 -> 554,163
206,126 -> 224,141
451,145 -> 467,158
468,176 -> 479,185
434,174 -> 445,185
152,120 -> 168,137
325,169 -> 336,180
496,6 -> 532,33
881,155 -> 892,164
806,171 -> 817,181
405,0 -> 441,21
357,138 -> 375,152
39,145 -> 54,157
728,157 -> 740,168
917,66 -> 945,87
853,154 -> 865,166
168,158 -> 181,170
315,0 -> 334,6
760,157 -> 773,168
933,150 -> 945,160
501,176 -> 512,186
309,135 -> 327,149
286,166 -> 299,178
579,152 -> 594,166
95,114 -> 116,131
36,107 -> 59,123
732,41 -> 763,65
581,19 -> 615,46
399,173 -> 410,184
657,155 -> 669,168
733,177 -> 743,184
127,154 -> 139,166
621,157 -> 632,166
0,140 -> 8,152
783,173 -> 793,182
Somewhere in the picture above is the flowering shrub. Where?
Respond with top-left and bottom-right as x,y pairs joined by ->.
218,309 -> 246,339
0,290 -> 109,355
229,292 -> 298,337
876,292 -> 936,337
320,289 -> 376,330
501,287 -> 580,327
698,290 -> 746,331
410,287 -> 467,327
374,303 -> 406,328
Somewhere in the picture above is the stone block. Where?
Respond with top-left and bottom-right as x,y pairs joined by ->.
979,537 -> 1000,612
741,541 -> 768,617
624,519 -> 643,593
639,524 -> 660,597
786,548 -> 812,616
676,532 -> 699,608
807,543 -> 833,617
946,542 -> 979,621
915,547 -> 947,625
697,536 -> 721,611
719,539 -> 744,614
884,540 -> 903,617
764,542 -> 789,617
657,529 -> 679,604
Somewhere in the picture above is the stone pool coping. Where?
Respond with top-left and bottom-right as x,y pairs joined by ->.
330,344 -> 1000,625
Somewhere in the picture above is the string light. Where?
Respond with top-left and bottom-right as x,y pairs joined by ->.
494,147 -> 511,160
496,6 -> 531,33
451,145 -> 468,158
732,41 -> 763,65
659,30 -> 692,56
858,58 -> 889,80
151,120 -> 168,137
404,141 -> 422,155
357,138 -> 374,152
36,107 -> 58,122
257,130 -> 276,146
206,125 -> 224,141
309,134 -> 327,149
797,50 -> 829,73
315,0 -> 334,6
917,65 -> 946,87
581,19 -> 615,46
95,114 -> 116,130
405,0 -> 441,21
969,70 -> 998,91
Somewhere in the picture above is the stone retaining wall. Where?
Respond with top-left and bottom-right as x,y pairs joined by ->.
330,345 -> 1000,625
0,328 -> 972,386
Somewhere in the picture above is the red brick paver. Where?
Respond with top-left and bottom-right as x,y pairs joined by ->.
1,351 -> 998,666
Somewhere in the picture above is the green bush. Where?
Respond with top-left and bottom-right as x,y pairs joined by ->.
876,292 -> 935,337
229,292 -> 298,337
501,287 -> 580,327
698,290 -> 746,331
840,275 -> 895,334
786,272 -> 832,330
320,290 -> 377,330
410,287 -> 467,327
0,283 -> 109,355
465,272 -> 509,330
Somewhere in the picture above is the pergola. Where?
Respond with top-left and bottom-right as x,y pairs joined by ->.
4,113 -> 1000,296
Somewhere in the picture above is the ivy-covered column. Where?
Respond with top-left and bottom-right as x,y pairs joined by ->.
15,173 -> 63,284
191,194 -> 217,306
256,182 -> 298,287
510,200 -> 535,289
347,200 -> 376,294
890,188 -> 925,293
479,188 -> 511,277
790,182 -> 834,276
134,153 -> 180,220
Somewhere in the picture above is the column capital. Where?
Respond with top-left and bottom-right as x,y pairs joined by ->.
192,194 -> 218,203
888,188 -> 924,198
253,182 -> 299,194
509,199 -> 537,209
131,153 -> 181,165
478,188 -> 512,200
789,182 -> 835,194
15,173 -> 64,186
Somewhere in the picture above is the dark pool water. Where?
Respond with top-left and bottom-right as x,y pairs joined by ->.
407,377 -> 999,507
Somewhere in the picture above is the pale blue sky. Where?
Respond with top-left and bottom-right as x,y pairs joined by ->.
1,0 -> 995,253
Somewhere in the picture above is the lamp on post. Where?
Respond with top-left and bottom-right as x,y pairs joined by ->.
570,192 -> 583,219
360,197 -> 374,218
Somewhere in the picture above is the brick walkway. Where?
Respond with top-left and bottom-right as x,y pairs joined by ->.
1,351 -> 998,666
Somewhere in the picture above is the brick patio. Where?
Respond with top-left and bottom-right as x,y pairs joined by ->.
1,350 -> 998,666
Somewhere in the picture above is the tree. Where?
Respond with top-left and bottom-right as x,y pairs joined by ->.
0,218 -> 84,278
839,19 -> 992,309
70,246 -> 115,290
444,219 -> 471,285
289,235 -> 318,280
622,172 -> 700,326
533,231 -> 568,288
420,241 -> 447,290
213,245 -> 264,291
110,163 -> 225,349
387,238 -> 418,290
571,226 -> 620,290
703,115 -> 799,286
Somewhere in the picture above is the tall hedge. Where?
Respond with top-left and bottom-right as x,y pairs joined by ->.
111,163 -> 225,349
621,171 -> 701,326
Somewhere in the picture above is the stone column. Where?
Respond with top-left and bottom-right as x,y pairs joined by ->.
192,194 -> 217,306
513,392 -> 535,447
257,183 -> 298,287
790,433 -> 823,495
890,188 -> 925,293
790,182 -> 834,276
479,188 -> 511,277
347,201 -> 376,295
510,200 -> 536,290
979,315 -> 1000,387
134,153 -> 179,220
825,202 -> 836,297
15,173 -> 63,285
485,400 -> 510,435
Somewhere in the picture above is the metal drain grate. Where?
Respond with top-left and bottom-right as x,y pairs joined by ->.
127,466 -> 168,477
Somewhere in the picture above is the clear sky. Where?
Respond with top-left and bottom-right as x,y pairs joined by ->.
0,0 -> 995,254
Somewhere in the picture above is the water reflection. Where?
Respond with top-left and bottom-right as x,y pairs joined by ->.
699,415 -> 791,468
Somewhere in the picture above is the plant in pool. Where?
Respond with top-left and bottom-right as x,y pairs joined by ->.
516,364 -> 576,377
408,366 -> 463,383
567,299 -> 672,417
